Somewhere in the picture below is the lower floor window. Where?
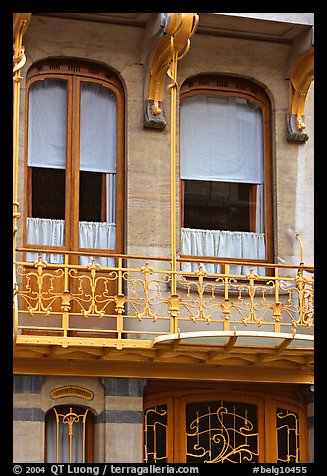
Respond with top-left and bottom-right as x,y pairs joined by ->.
45,405 -> 94,463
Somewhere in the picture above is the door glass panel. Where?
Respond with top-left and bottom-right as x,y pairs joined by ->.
276,408 -> 300,463
186,401 -> 259,463
144,404 -> 168,463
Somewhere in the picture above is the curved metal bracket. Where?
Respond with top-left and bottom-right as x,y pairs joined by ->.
144,13 -> 198,129
13,13 -> 31,79
287,47 -> 314,143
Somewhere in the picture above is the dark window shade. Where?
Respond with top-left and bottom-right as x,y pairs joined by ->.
31,167 -> 65,219
183,180 -> 254,232
79,171 -> 103,222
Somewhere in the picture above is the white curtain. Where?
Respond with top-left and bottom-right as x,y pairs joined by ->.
181,228 -> 266,275
26,218 -> 116,267
255,184 -> 264,234
28,80 -> 67,170
79,221 -> 116,267
26,218 -> 65,264
180,95 -> 264,184
28,80 -> 117,173
80,81 -> 117,173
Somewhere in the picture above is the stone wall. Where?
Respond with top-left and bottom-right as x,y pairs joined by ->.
13,375 -> 146,463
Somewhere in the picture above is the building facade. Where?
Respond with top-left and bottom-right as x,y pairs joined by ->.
13,13 -> 314,464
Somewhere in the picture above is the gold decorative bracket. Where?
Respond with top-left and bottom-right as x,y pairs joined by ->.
144,13 -> 199,129
13,13 -> 31,79
287,47 -> 314,143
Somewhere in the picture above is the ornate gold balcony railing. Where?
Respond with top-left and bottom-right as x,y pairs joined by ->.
14,248 -> 314,353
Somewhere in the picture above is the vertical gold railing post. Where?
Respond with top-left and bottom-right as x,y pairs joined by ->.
222,263 -> 231,331
69,410 -> 73,464
54,407 -> 60,463
168,44 -> 179,334
116,257 -> 124,341
13,13 -> 31,345
61,254 -> 70,338
273,266 -> 281,333
166,13 -> 198,334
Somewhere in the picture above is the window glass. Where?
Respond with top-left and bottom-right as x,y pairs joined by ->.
26,69 -> 120,265
180,90 -> 267,267
28,79 -> 67,170
143,404 -> 168,463
26,79 -> 67,255
276,408 -> 300,463
78,81 -> 117,257
184,180 -> 255,232
45,405 -> 94,463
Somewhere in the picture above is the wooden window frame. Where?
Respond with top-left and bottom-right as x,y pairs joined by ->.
179,75 -> 274,265
23,58 -> 125,258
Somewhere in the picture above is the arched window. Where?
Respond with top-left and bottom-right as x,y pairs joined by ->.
24,58 -> 124,266
45,405 -> 95,463
180,75 -> 273,273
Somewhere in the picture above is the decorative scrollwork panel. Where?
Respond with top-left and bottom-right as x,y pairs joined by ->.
186,401 -> 259,463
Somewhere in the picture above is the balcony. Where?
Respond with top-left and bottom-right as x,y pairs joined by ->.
13,248 -> 314,383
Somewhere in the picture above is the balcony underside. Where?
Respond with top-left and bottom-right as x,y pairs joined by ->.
14,250 -> 314,383
14,329 -> 313,384
14,335 -> 313,383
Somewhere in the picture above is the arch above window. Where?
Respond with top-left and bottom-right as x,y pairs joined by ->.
50,385 -> 94,401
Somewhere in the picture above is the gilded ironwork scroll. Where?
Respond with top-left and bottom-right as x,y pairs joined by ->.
186,401 -> 258,463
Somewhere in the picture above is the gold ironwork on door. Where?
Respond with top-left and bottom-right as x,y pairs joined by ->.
276,408 -> 300,463
185,401 -> 259,463
144,405 -> 168,463
143,394 -> 306,463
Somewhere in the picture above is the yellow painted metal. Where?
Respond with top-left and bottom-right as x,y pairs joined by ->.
13,13 -> 31,347
15,251 -> 314,351
52,406 -> 89,463
147,13 -> 198,115
289,47 -> 314,132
